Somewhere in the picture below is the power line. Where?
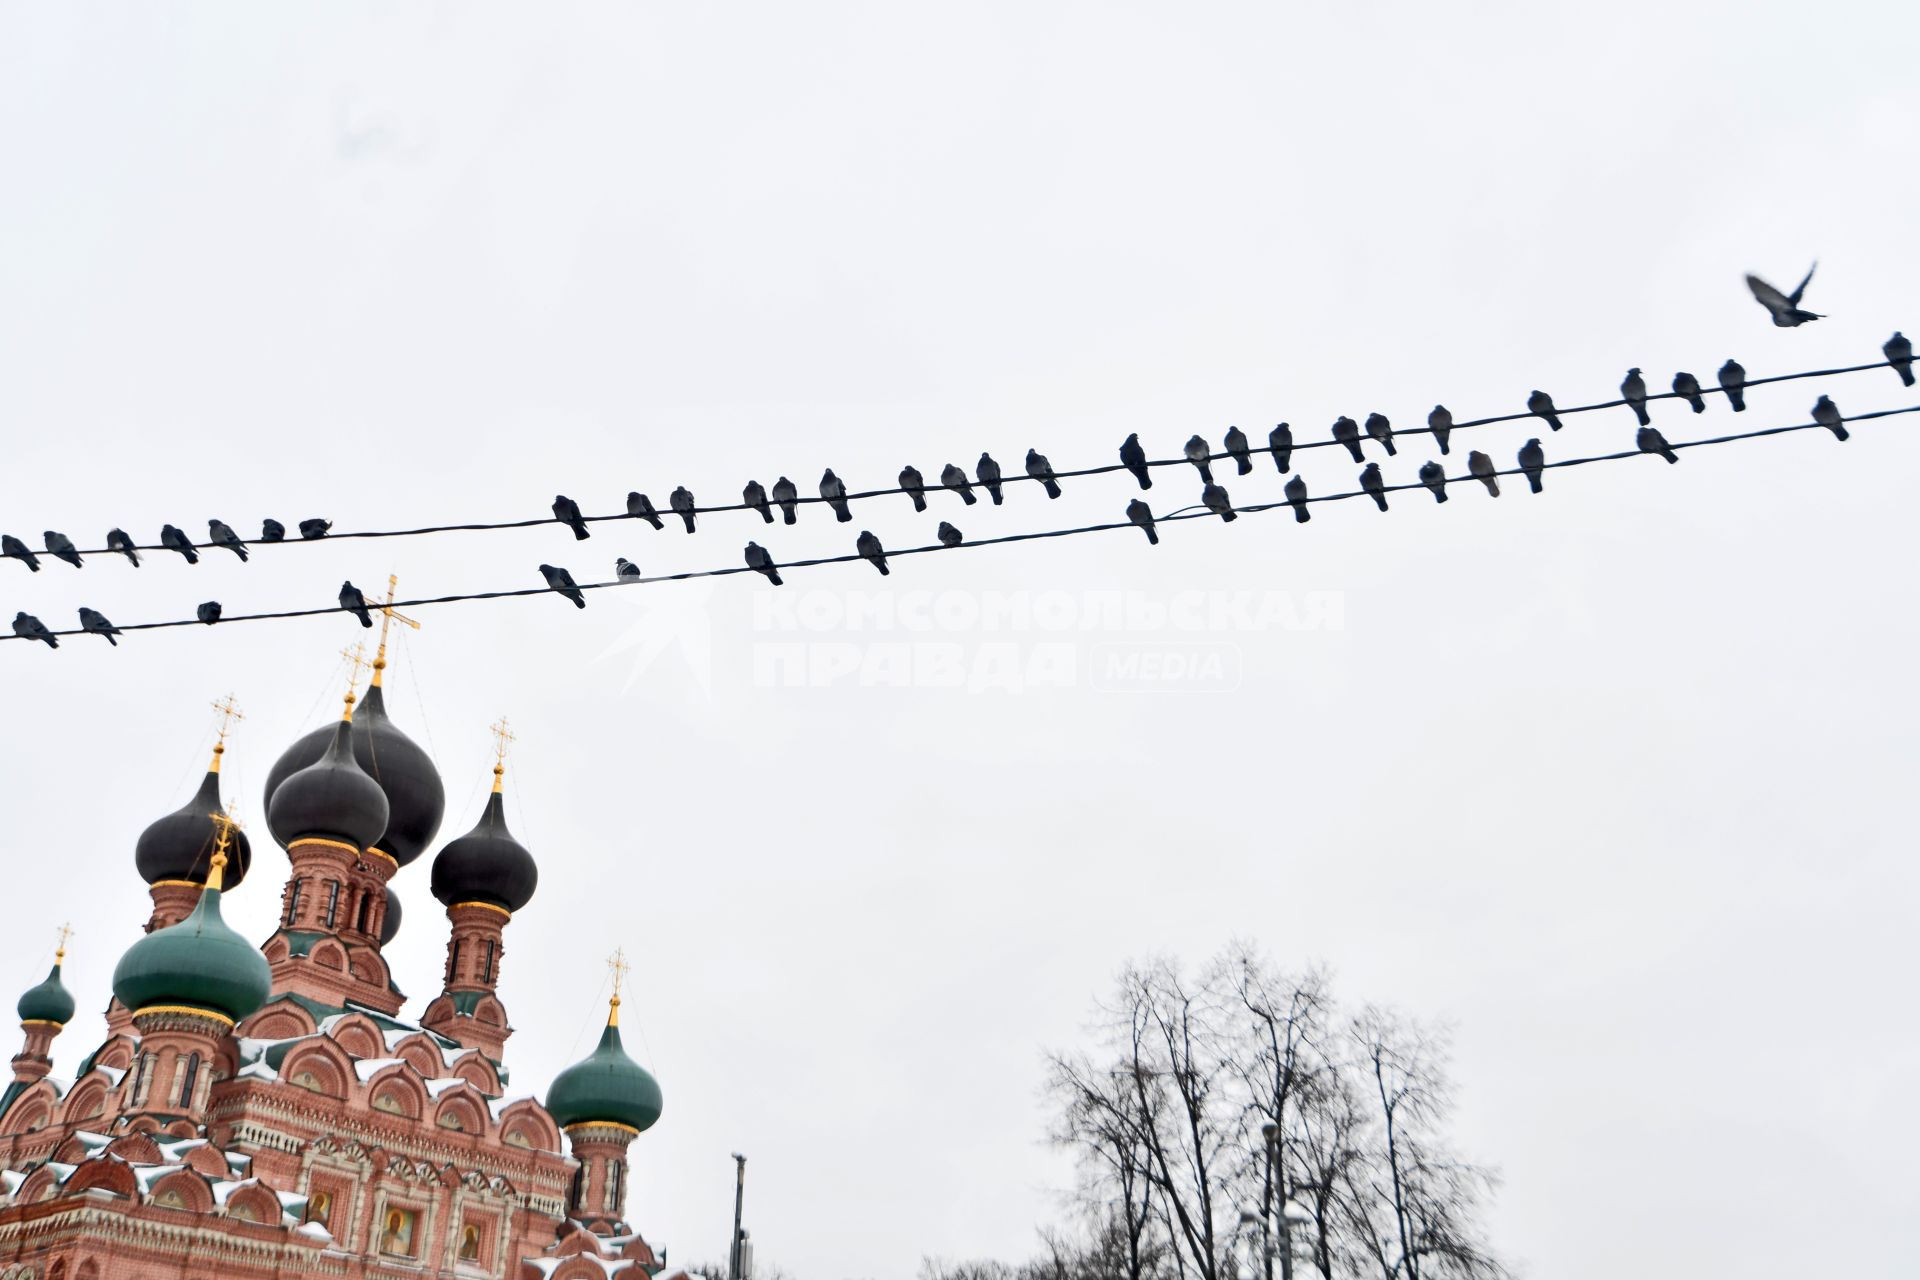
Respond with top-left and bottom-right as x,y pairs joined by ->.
4,352 -> 1910,562
8,403 -> 1912,645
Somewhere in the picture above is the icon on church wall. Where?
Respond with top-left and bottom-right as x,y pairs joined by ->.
460,1223 -> 483,1262
381,1205 -> 417,1256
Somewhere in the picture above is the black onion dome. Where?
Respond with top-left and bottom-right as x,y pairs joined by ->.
134,765 -> 254,891
430,786 -> 538,913
380,886 -> 403,945
262,684 -> 444,864
267,717 -> 389,851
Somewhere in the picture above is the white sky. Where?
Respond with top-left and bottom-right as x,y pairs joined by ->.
3,4 -> 1917,1278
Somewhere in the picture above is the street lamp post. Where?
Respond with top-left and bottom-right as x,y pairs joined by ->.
727,1153 -> 747,1280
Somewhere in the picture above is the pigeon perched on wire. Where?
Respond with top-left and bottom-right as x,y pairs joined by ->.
1120,433 -> 1152,489
553,496 -> 590,540
340,581 -> 374,627
1518,439 -> 1545,493
1365,413 -> 1397,457
1527,390 -> 1563,432
856,530 -> 889,576
936,522 -> 963,548
616,557 -> 642,581
1717,359 -> 1747,412
196,601 -> 223,625
743,481 -> 774,523
1811,395 -> 1849,441
1360,464 -> 1388,512
298,518 -> 332,540
1025,449 -> 1062,498
1223,427 -> 1253,475
79,607 -> 119,646
1468,450 -> 1500,496
12,612 -> 56,647
669,487 -> 697,533
1332,416 -> 1364,463
1886,332 -> 1915,387
1637,426 -> 1679,464
941,463 -> 978,505
1284,476 -> 1310,523
1127,500 -> 1158,545
260,518 -> 285,542
1621,369 -> 1650,427
208,520 -> 249,561
745,541 -> 783,585
4,535 -> 43,571
106,529 -> 141,567
44,531 -> 82,568
1269,423 -> 1294,473
1418,461 -> 1448,503
900,466 -> 929,512
1672,372 -> 1707,414
977,453 -> 1005,505
771,477 -> 800,525
1201,483 -> 1236,522
539,564 -> 586,608
821,469 -> 853,522
1747,263 -> 1821,327
627,492 -> 665,530
161,525 -> 199,564
1183,436 -> 1215,485
1428,406 -> 1453,455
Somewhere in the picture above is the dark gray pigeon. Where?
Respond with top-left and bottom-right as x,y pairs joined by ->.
1364,412 -> 1397,457
669,487 -> 697,533
1527,390 -> 1563,432
1201,483 -> 1235,522
900,466 -> 928,512
821,469 -> 853,522
298,518 -> 331,539
1747,263 -> 1821,326
1418,461 -> 1448,503
941,463 -> 978,505
977,453 -> 1004,505
771,477 -> 800,525
1672,372 -> 1707,413
1468,450 -> 1500,497
340,581 -> 374,627
208,520 -> 249,561
79,607 -> 119,645
1718,360 -> 1747,412
539,564 -> 586,608
553,496 -> 589,540
1284,476 -> 1310,523
1812,395 -> 1849,441
1621,369 -> 1650,426
196,601 -> 222,625
616,557 -> 642,581
1269,423 -> 1294,473
856,530 -> 889,576
626,492 -> 665,530
743,481 -> 773,523
1126,499 -> 1157,545
1360,463 -> 1387,512
1637,427 -> 1679,464
12,612 -> 55,647
1428,405 -> 1453,455
745,541 -> 783,585
260,518 -> 285,542
1332,416 -> 1364,463
1183,436 -> 1214,485
1223,427 -> 1252,475
1026,449 -> 1062,498
1885,332 -> 1915,387
106,529 -> 141,567
161,525 -> 199,564
1519,439 -> 1545,493
44,531 -> 82,568
1120,433 -> 1152,489
936,521 -> 962,548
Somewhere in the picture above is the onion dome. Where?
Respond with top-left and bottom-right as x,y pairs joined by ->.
16,960 -> 75,1027
430,768 -> 537,913
380,887 -> 403,946
545,1000 -> 662,1132
267,711 -> 390,852
263,683 -> 444,864
135,756 -> 253,891
111,853 -> 270,1024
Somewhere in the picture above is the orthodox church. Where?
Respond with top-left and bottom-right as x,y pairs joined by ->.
0,627 -> 682,1280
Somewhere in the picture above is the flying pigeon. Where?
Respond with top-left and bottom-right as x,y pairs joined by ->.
1025,449 -> 1062,498
1518,439 -> 1545,494
1332,416 -> 1364,463
340,581 -> 374,627
106,529 -> 141,566
1223,427 -> 1252,475
1886,332 -> 1915,387
977,453 -> 1004,505
1637,426 -> 1679,464
1672,372 -> 1707,414
260,518 -> 285,542
78,607 -> 119,645
298,518 -> 332,539
1360,463 -> 1388,512
1812,395 -> 1849,441
553,496 -> 590,540
1468,450 -> 1500,497
745,541 -> 783,585
771,477 -> 800,525
1284,476 -> 1310,523
616,557 -> 642,581
539,564 -> 586,608
821,469 -> 853,522
1718,359 -> 1747,412
1527,390 -> 1563,432
743,481 -> 774,523
669,487 -> 697,533
1183,436 -> 1215,485
1269,423 -> 1294,473
208,520 -> 249,561
1418,461 -> 1448,503
900,466 -> 929,512
626,492 -> 665,530
856,530 -> 889,576
941,463 -> 978,505
196,601 -> 223,625
1120,433 -> 1152,489
44,531 -> 82,568
1201,483 -> 1236,522
1364,413 -> 1397,457
1747,263 -> 1821,327
1428,405 -> 1453,455
12,612 -> 55,648
1621,369 -> 1650,427
936,522 -> 963,548
160,525 -> 199,564
1126,499 -> 1158,545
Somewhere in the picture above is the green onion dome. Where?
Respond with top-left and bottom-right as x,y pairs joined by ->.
17,960 -> 75,1027
111,880 -> 271,1024
429,773 -> 538,913
135,761 -> 253,891
266,713 -> 390,852
545,1007 -> 662,1133
263,683 -> 444,864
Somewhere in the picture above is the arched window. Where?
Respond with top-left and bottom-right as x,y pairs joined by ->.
607,1159 -> 623,1214
446,939 -> 461,983
324,882 -> 341,928
482,940 -> 496,983
569,1165 -> 586,1212
285,878 -> 304,924
177,1053 -> 201,1107
356,892 -> 373,934
129,1052 -> 150,1104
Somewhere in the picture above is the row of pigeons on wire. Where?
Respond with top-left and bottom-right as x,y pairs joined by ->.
7,335 -> 1913,578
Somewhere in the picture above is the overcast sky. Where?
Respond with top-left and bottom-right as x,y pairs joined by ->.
3,3 -> 1918,1277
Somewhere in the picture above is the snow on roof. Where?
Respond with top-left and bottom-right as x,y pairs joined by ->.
488,1092 -> 537,1120
353,1057 -> 409,1082
95,1064 -> 127,1086
296,1220 -> 335,1242
423,1077 -> 471,1098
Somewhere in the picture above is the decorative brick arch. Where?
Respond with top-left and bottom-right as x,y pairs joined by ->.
496,1098 -> 563,1153
103,1132 -> 163,1163
240,997 -> 317,1041
280,1041 -> 353,1099
147,1167 -> 216,1213
59,1077 -> 110,1125
15,1165 -> 62,1203
452,1052 -> 501,1094
0,1083 -> 56,1136
327,1012 -> 386,1059
310,939 -> 348,972
91,1036 -> 137,1072
225,1180 -> 281,1223
181,1144 -> 230,1179
432,1088 -> 488,1136
64,1158 -> 139,1199
391,1033 -> 446,1078
365,1063 -> 429,1120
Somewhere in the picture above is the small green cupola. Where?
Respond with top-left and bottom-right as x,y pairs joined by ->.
545,993 -> 663,1133
17,950 -> 76,1028
111,816 -> 270,1025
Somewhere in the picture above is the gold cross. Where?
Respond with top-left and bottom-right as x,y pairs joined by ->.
370,574 -> 421,687
55,922 -> 73,964
209,693 -> 245,771
488,717 -> 516,792
607,947 -> 631,1024
341,641 -> 370,714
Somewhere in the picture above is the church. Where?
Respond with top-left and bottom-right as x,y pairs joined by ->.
0,626 -> 684,1279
